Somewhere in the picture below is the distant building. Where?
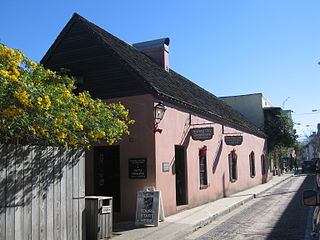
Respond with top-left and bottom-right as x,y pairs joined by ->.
220,93 -> 280,130
304,123 -> 320,160
220,93 -> 286,173
283,109 -> 293,119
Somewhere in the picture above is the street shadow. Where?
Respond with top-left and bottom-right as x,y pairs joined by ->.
113,221 -> 147,233
266,174 -> 315,240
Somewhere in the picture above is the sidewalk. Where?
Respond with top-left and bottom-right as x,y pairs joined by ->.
112,173 -> 293,240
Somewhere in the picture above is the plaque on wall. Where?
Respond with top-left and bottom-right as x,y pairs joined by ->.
190,127 -> 214,141
162,162 -> 170,172
129,158 -> 147,179
224,136 -> 243,146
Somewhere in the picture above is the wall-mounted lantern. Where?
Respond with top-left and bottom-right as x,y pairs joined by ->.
154,102 -> 166,133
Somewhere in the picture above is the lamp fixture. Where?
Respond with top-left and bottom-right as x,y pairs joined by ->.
153,101 -> 166,133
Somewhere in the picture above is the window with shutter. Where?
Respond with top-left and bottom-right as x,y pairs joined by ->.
199,146 -> 208,189
229,150 -> 238,182
249,151 -> 256,178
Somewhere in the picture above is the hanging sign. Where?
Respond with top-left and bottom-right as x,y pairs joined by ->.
129,158 -> 147,179
224,136 -> 243,146
135,187 -> 164,226
190,127 -> 214,141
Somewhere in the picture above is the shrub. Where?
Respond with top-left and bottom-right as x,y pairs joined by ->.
0,44 -> 134,148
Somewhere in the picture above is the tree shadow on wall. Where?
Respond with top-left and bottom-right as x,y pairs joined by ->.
0,144 -> 84,214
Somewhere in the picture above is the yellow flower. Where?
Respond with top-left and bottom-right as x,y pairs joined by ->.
73,104 -> 79,111
42,95 -> 51,110
99,131 -> 106,138
78,92 -> 88,106
37,96 -> 51,110
0,70 -> 9,78
8,74 -> 19,83
59,132 -> 67,139
55,99 -> 62,104
11,67 -> 20,77
116,119 -> 126,126
75,122 -> 84,130
47,71 -> 56,77
29,126 -> 36,135
53,118 -> 63,127
88,131 -> 95,139
107,138 -> 116,145
14,89 -> 32,107
8,48 -> 15,56
54,129 -> 67,140
37,97 -> 43,105
29,61 -> 37,70
119,104 -> 125,110
3,105 -> 24,119
88,130 -> 106,139
63,90 -> 72,99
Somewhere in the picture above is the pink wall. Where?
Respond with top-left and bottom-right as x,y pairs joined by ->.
86,95 -> 268,220
115,95 -> 157,219
85,94 -> 157,219
155,102 -> 267,216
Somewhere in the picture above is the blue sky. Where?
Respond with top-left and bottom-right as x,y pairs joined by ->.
1,0 -> 319,140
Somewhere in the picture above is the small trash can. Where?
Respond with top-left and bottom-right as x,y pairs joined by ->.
85,196 -> 113,239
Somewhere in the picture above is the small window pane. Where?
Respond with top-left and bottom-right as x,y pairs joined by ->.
249,151 -> 256,178
229,150 -> 238,182
199,147 -> 208,188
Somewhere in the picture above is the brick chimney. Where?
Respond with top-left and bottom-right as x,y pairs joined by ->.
133,38 -> 170,72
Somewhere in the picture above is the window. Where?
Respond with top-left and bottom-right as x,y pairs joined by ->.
229,150 -> 238,182
199,146 -> 208,188
261,154 -> 267,175
249,151 -> 256,178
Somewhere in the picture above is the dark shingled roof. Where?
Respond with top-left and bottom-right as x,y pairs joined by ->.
43,13 -> 266,138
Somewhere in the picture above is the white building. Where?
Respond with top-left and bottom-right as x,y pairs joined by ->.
304,124 -> 320,160
220,93 -> 276,130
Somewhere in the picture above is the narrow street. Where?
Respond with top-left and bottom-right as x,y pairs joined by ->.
186,173 -> 315,240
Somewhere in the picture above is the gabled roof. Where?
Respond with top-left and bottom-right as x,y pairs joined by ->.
42,13 -> 266,138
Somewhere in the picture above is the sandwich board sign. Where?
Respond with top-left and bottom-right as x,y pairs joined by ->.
135,187 -> 164,226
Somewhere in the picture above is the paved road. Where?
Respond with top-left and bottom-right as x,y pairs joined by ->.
186,173 -> 316,240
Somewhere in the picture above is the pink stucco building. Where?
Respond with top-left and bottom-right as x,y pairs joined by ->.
42,13 -> 270,220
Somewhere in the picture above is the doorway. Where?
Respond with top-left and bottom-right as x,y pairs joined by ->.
175,146 -> 188,206
94,146 -> 121,212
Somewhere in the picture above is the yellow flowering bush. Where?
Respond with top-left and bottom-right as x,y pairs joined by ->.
0,44 -> 135,148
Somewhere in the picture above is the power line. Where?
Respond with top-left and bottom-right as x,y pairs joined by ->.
291,112 -> 320,116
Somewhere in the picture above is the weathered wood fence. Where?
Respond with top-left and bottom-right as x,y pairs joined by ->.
0,144 -> 85,240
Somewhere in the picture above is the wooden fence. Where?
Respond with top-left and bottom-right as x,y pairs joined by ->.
0,144 -> 85,240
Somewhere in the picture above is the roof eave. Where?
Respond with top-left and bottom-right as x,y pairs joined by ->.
155,91 -> 267,138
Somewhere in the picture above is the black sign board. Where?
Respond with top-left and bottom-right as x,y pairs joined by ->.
135,189 -> 164,226
129,158 -> 147,179
224,136 -> 243,146
190,127 -> 214,141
